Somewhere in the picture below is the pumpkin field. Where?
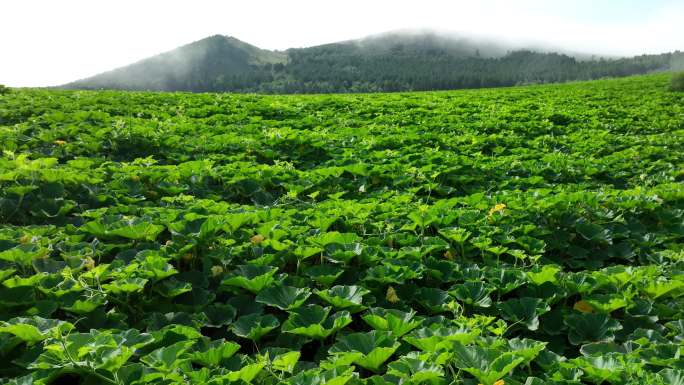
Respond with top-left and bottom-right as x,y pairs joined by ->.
0,73 -> 683,385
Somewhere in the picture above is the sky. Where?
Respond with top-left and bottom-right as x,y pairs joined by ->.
1,0 -> 683,87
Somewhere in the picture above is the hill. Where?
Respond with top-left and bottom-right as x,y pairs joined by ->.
63,32 -> 682,93
65,35 -> 287,91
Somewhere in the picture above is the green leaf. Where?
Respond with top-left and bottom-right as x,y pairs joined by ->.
403,325 -> 478,352
189,340 -> 240,368
575,220 -> 612,243
414,287 -> 452,314
449,281 -> 494,308
362,308 -> 422,337
256,285 -> 311,310
387,352 -> 445,385
496,297 -> 550,331
316,285 -> 369,312
641,279 -> 684,299
507,338 -> 547,364
282,305 -> 352,340
450,342 -> 525,385
304,265 -> 344,286
285,366 -> 356,385
140,340 -> 194,372
660,369 -> 684,385
102,277 -> 148,294
136,253 -> 178,282
527,265 -> 561,285
233,314 -> 280,341
439,227 -> 471,244
154,277 -> 193,298
564,312 -> 622,345
221,265 -> 279,293
272,351 -> 301,373
571,353 -> 629,384
329,331 -> 400,372
81,215 -> 165,241
583,293 -> 630,313
215,361 -> 266,384
0,317 -> 73,344
0,245 -> 48,266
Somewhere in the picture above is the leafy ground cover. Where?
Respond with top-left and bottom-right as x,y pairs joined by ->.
0,74 -> 683,385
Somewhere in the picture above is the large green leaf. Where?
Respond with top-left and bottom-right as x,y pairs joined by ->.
140,340 -> 194,372
0,316 -> 73,344
285,366 -> 356,385
450,342 -> 525,385
403,325 -> 478,352
304,265 -> 344,286
564,313 -> 623,345
449,281 -> 494,308
233,314 -> 280,341
507,338 -> 547,364
221,265 -> 279,293
496,297 -> 551,331
272,351 -> 301,373
189,340 -> 240,368
81,215 -> 165,241
316,285 -> 369,312
282,305 -> 352,340
571,353 -> 630,384
0,245 -> 48,266
329,331 -> 400,372
362,308 -> 423,337
256,285 -> 311,310
387,352 -> 445,385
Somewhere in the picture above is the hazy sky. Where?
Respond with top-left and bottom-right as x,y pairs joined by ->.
1,0 -> 682,87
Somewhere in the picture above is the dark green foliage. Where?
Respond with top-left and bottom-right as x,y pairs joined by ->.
64,34 -> 684,93
669,72 -> 684,91
0,84 -> 9,95
0,74 -> 683,384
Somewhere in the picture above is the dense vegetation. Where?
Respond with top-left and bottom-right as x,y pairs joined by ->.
64,34 -> 683,93
670,72 -> 684,92
1,74 -> 683,385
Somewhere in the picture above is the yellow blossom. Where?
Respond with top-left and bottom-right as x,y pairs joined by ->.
84,257 -> 96,270
488,203 -> 507,218
54,140 -> 67,146
250,234 -> 265,244
573,300 -> 594,313
479,380 -> 505,385
386,286 -> 400,303
211,265 -> 224,277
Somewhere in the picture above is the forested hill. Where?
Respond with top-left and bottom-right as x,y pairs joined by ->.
63,33 -> 683,93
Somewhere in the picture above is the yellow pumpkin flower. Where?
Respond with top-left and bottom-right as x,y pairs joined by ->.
487,203 -> 507,218
54,140 -> 67,145
386,286 -> 400,303
250,234 -> 265,244
211,265 -> 224,277
84,257 -> 96,270
573,300 -> 595,313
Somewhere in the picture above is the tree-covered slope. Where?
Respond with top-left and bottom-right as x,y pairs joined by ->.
65,35 -> 287,91
63,32 -> 683,93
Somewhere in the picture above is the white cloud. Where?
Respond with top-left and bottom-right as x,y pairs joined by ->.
0,0 -> 681,86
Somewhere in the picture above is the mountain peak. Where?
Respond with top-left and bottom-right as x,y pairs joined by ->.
62,32 -> 680,93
